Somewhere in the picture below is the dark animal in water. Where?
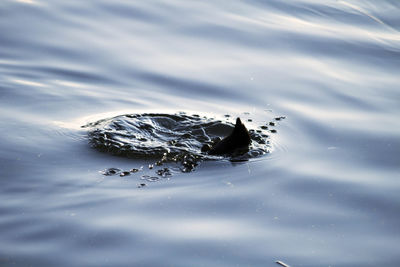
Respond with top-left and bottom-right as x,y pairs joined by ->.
204,117 -> 251,155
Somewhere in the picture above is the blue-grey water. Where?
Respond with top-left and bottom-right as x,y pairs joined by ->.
1,0 -> 399,266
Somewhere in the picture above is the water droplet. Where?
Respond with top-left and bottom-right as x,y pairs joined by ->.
102,168 -> 121,176
120,171 -> 131,177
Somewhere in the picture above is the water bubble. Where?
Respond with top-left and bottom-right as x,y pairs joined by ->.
146,176 -> 160,182
156,168 -> 172,177
120,171 -> 131,177
102,168 -> 121,176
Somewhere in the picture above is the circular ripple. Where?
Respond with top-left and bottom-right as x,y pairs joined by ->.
83,113 -> 272,163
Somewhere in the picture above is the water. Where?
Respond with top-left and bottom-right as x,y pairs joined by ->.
85,113 -> 274,164
0,0 -> 399,266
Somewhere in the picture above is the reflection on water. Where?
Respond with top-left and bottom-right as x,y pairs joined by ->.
0,0 -> 399,266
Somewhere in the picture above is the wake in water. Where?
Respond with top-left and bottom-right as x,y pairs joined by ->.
82,112 -> 283,175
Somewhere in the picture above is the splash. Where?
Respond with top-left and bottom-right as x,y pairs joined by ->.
83,113 -> 281,172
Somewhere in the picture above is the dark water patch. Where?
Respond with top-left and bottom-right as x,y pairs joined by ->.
84,113 -> 280,173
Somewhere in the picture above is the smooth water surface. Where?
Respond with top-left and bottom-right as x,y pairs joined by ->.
1,0 -> 399,266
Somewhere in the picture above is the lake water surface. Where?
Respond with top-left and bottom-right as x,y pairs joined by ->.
1,0 -> 399,266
